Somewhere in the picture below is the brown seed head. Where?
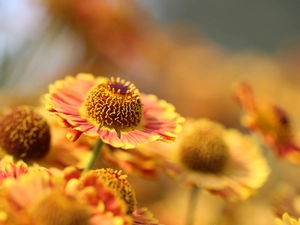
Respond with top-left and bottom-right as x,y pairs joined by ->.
0,106 -> 51,160
179,130 -> 229,174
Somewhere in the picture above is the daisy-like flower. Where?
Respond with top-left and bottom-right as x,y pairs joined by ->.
45,73 -> 184,149
233,82 -> 300,163
275,213 -> 300,225
0,105 -> 92,169
167,118 -> 270,201
0,165 -> 161,225
0,167 -> 131,225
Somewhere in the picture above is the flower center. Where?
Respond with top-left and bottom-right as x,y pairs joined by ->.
93,168 -> 137,215
29,192 -> 89,225
84,77 -> 143,136
0,106 -> 51,160
179,131 -> 229,174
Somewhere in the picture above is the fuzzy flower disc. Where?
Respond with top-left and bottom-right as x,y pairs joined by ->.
84,77 -> 142,135
0,106 -> 50,160
179,130 -> 229,174
91,168 -> 137,215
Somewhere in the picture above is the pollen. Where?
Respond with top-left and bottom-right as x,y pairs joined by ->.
0,106 -> 51,160
84,77 -> 143,136
93,168 -> 137,215
179,130 -> 229,174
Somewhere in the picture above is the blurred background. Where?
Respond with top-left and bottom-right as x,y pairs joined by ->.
1,1 -> 300,224
1,0 -> 300,127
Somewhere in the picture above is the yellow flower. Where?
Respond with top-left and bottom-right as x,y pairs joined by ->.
275,213 -> 300,225
170,118 -> 270,201
45,74 -> 184,149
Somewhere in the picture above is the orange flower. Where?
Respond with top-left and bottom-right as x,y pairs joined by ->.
0,167 -> 131,225
45,73 -> 184,149
233,82 -> 300,163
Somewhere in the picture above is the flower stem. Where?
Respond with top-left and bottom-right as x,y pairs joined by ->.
186,185 -> 200,225
81,138 -> 103,176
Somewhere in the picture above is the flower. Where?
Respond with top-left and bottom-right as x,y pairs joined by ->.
233,82 -> 300,163
0,167 -> 132,225
0,165 -> 162,225
275,213 -> 300,225
45,73 -> 184,149
164,118 -> 270,201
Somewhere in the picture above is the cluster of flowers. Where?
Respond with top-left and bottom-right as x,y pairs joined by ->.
0,73 -> 299,224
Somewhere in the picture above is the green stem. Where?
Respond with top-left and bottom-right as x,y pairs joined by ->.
81,138 -> 103,176
186,185 -> 200,225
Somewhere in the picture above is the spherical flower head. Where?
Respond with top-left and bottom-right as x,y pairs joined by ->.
90,168 -> 137,215
171,118 -> 270,201
0,106 -> 51,160
275,213 -> 300,225
179,127 -> 229,174
45,73 -> 184,149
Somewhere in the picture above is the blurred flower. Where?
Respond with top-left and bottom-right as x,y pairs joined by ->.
168,118 -> 270,201
275,213 -> 300,225
0,167 -> 131,225
45,73 -> 184,149
0,105 -> 92,170
271,182 -> 300,219
233,82 -> 300,164
42,0 -> 157,62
